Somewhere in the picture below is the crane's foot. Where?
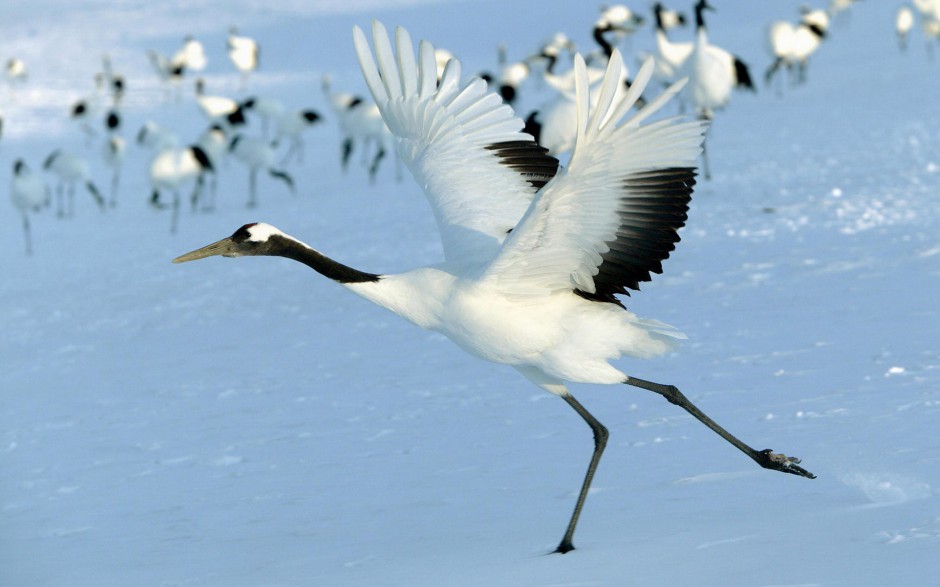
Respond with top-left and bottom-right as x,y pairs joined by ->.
552,540 -> 575,555
756,449 -> 816,479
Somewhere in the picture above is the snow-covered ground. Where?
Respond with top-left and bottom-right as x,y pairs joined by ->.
3,1 -> 940,585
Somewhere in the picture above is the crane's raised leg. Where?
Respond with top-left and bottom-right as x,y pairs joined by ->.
624,376 -> 816,479
555,394 -> 609,554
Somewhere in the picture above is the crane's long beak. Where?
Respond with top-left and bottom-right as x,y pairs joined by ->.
172,236 -> 238,263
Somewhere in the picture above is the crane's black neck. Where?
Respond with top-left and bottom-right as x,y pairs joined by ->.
653,3 -> 665,32
694,0 -> 708,30
592,25 -> 614,59
264,234 -> 381,284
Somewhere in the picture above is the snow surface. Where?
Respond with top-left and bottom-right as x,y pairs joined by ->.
3,1 -> 940,585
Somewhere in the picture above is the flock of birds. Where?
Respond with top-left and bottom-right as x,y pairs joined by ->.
4,0 -> 940,255
3,0 -> 938,552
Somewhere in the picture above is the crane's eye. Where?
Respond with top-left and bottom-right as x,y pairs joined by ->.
232,223 -> 258,242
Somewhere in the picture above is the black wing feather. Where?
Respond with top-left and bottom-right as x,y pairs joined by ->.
575,166 -> 697,307
485,140 -> 560,192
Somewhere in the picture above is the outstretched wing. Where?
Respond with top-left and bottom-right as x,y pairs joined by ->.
481,51 -> 707,307
353,22 -> 559,267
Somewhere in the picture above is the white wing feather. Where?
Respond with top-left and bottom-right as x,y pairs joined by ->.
353,21 -> 556,267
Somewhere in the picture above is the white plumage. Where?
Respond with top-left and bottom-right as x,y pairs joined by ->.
174,35 -> 207,72
272,108 -> 322,165
897,6 -> 915,50
676,0 -> 755,179
11,159 -> 50,255
137,121 -> 180,151
101,135 -> 126,207
650,2 -> 694,88
42,149 -> 104,216
227,26 -> 259,87
149,144 -> 214,233
174,21 -> 815,554
5,57 -> 28,84
228,133 -> 294,208
765,7 -> 829,87
194,78 -> 245,127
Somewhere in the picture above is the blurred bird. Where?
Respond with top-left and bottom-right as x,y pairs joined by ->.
148,49 -> 186,100
195,124 -> 229,211
228,133 -> 294,208
102,135 -> 126,207
677,0 -> 754,178
137,121 -> 180,152
11,159 -> 50,255
590,4 -> 645,61
273,108 -> 323,165
897,6 -> 915,51
765,7 -> 830,88
149,144 -> 214,233
650,2 -> 693,90
195,78 -> 247,128
227,26 -> 259,88
42,149 -> 104,217
525,32 -> 577,77
5,57 -> 28,85
173,35 -> 208,73
241,95 -> 285,138
321,74 -> 399,182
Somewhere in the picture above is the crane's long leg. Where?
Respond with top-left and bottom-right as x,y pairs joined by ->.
624,376 -> 816,479
21,213 -> 33,256
699,113 -> 713,181
110,168 -> 121,208
555,394 -> 609,554
248,167 -> 258,208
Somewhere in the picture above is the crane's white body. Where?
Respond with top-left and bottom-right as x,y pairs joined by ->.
652,25 -> 693,85
11,160 -> 49,255
194,125 -> 228,210
194,79 -> 243,126
342,23 -> 705,394
228,133 -> 294,207
678,25 -> 734,119
149,147 -> 208,192
12,161 -> 48,212
897,7 -> 915,49
348,267 -> 682,390
228,27 -> 259,86
5,57 -> 28,84
273,108 -> 322,164
149,144 -> 212,232
43,149 -> 103,216
229,134 -> 276,169
173,36 -> 207,72
137,121 -> 180,151
101,135 -> 126,206
765,8 -> 829,87
654,2 -> 748,109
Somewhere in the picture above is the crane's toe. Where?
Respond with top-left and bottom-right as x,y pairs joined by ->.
757,449 -> 816,479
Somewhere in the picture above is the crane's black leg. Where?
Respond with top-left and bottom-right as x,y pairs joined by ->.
699,113 -> 713,181
624,377 -> 816,479
554,394 -> 609,554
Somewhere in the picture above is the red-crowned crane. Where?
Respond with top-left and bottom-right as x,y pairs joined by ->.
173,21 -> 815,554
